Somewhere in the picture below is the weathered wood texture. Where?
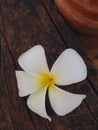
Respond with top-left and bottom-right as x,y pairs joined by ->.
0,0 -> 98,130
74,32 -> 98,70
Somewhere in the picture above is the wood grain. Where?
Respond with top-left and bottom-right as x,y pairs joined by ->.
74,32 -> 98,70
1,0 -> 98,130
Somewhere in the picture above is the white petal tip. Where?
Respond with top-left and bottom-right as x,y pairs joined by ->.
82,94 -> 87,99
18,88 -> 29,97
47,117 -> 52,122
18,92 -> 24,97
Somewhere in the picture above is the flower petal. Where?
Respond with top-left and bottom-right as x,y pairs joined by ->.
27,87 -> 51,121
18,45 -> 49,77
49,85 -> 86,116
51,49 -> 87,85
15,71 -> 41,97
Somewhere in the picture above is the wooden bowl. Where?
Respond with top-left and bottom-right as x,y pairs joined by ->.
55,0 -> 98,36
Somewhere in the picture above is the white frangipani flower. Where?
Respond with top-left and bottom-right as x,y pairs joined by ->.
15,45 -> 87,121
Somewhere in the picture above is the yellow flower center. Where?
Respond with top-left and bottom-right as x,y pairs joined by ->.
39,72 -> 56,88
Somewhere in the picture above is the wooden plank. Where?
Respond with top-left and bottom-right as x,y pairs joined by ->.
1,37 -> 36,130
73,32 -> 98,69
1,0 -> 98,129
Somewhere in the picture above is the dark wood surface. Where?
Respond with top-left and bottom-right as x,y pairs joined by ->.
0,0 -> 98,130
74,32 -> 98,70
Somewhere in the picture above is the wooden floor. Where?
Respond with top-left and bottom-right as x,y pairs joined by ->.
1,0 -> 98,130
74,32 -> 98,69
